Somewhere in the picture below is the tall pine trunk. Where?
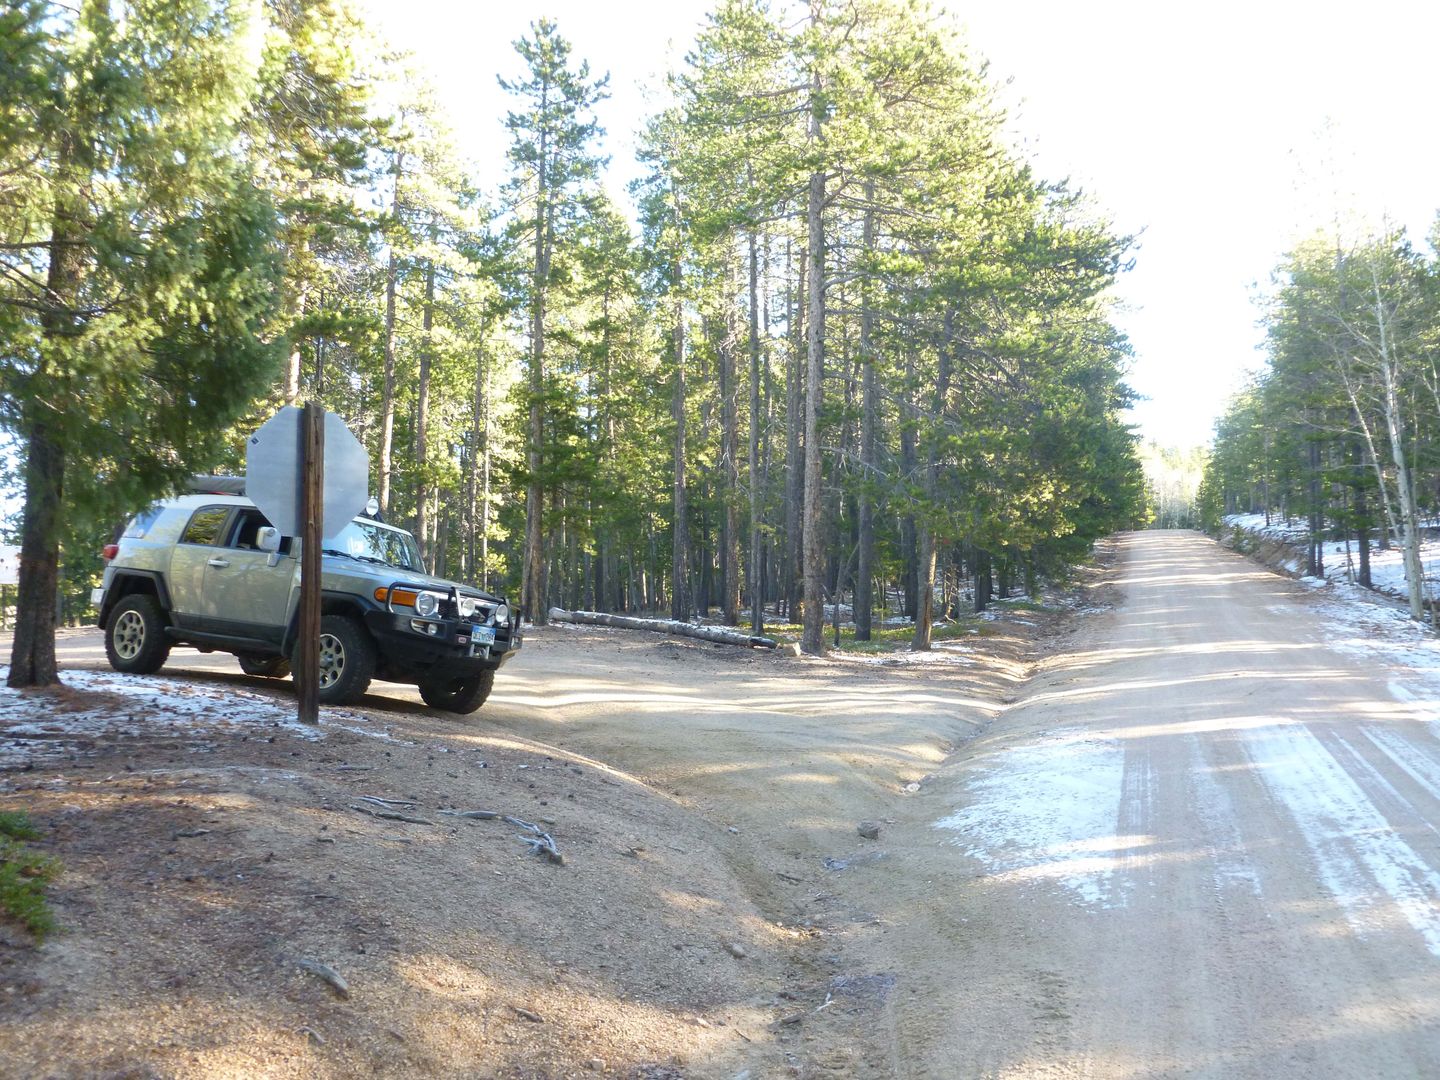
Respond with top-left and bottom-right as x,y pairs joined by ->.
855,190 -> 876,641
377,153 -> 404,516
414,260 -> 435,570
9,154 -> 85,689
748,229 -> 764,635
800,53 -> 827,656
899,348 -> 918,619
597,282 -> 615,611
523,92 -> 551,625
784,238 -> 804,621
670,224 -> 690,622
720,268 -> 741,625
9,413 -> 65,688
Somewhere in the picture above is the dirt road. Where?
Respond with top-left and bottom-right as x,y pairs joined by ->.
907,530 -> 1440,1078
7,530 -> 1440,1078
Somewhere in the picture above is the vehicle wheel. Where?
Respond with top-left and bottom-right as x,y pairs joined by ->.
104,594 -> 171,675
418,668 -> 496,715
292,615 -> 375,706
238,654 -> 291,679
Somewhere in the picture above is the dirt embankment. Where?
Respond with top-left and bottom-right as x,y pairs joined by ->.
1215,523 -> 1306,577
0,569 -> 1104,1079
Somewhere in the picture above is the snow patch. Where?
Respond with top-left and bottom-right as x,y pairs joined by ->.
1187,736 -> 1264,898
849,640 -> 976,667
935,729 -> 1131,908
0,666 -> 394,765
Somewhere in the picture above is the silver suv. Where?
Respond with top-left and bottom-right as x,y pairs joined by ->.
92,483 -> 522,713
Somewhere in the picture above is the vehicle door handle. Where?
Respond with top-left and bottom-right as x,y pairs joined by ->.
207,558 -> 230,568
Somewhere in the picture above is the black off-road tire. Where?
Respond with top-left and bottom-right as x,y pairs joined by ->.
238,654 -> 292,679
292,615 -> 375,706
104,594 -> 172,675
418,668 -> 496,715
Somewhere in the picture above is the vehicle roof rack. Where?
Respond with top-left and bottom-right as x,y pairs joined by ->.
185,475 -> 246,496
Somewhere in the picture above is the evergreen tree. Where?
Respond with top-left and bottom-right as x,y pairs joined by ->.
499,19 -> 608,624
1206,229 -> 1440,618
1,0 -> 286,687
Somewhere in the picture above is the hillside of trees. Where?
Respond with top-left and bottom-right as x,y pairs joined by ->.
1,0 -> 1146,683
1200,222 -> 1440,621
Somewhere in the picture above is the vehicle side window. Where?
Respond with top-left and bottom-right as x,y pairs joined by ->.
224,508 -> 273,550
179,507 -> 230,546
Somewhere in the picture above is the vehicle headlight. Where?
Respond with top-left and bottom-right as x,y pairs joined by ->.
491,603 -> 510,627
457,596 -> 479,619
414,591 -> 440,617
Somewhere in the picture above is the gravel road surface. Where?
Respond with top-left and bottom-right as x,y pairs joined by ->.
917,530 -> 1440,1077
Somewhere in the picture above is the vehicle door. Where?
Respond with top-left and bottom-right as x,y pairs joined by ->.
167,505 -> 232,629
201,508 -> 298,645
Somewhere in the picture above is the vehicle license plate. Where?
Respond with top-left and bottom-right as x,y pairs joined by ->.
470,625 -> 495,656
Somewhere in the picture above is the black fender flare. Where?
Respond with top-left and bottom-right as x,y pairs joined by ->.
98,571 -> 172,627
280,591 -> 377,656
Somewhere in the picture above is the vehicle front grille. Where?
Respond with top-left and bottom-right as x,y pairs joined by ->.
439,594 -> 496,624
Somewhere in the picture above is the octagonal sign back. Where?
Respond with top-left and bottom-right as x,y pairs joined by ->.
245,407 -> 370,538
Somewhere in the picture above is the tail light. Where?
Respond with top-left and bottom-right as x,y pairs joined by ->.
102,544 -> 119,561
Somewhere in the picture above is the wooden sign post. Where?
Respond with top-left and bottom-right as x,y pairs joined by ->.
246,403 -> 368,726
296,402 -> 325,725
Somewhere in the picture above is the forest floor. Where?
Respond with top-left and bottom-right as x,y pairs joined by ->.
0,568 -> 1102,1079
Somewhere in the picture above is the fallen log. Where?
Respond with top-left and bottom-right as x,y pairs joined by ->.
549,608 -> 778,649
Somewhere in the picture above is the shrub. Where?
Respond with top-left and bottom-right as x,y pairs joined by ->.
0,811 -> 60,942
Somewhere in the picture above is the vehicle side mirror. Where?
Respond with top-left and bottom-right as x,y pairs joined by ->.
256,527 -> 281,553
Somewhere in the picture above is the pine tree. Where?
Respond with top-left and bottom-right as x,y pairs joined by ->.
1,0 -> 286,687
500,19 -> 607,624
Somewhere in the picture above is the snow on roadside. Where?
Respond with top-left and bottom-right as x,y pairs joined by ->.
1223,512 -> 1440,600
1224,516 -> 1440,699
0,666 -> 400,766
1304,581 -> 1440,687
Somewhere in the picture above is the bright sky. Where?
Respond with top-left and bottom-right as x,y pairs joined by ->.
363,0 -> 1440,450
962,1 -> 1440,448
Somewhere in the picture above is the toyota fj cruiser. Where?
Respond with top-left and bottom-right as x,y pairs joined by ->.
92,481 -> 522,713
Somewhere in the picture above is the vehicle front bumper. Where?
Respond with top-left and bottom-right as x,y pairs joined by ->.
363,610 -> 522,684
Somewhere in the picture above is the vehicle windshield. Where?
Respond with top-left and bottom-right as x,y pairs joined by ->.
325,520 -> 423,572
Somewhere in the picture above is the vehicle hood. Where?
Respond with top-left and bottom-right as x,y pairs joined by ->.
320,555 -> 505,603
